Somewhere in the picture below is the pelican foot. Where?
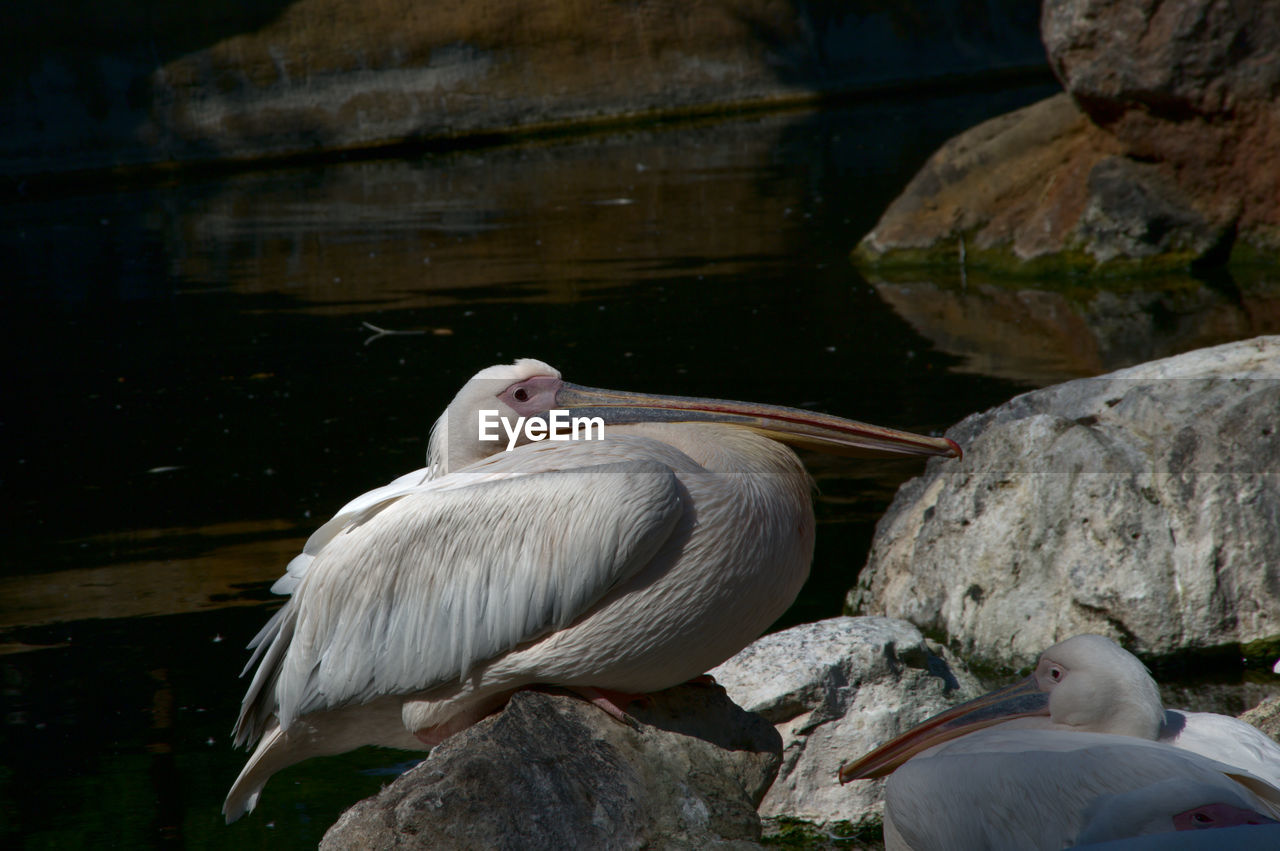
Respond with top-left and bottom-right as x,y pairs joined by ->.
529,685 -> 645,729
411,691 -> 513,747
575,685 -> 648,727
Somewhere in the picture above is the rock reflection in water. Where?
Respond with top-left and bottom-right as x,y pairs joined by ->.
871,270 -> 1280,386
167,122 -> 816,315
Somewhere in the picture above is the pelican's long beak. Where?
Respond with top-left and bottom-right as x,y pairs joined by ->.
838,675 -> 1048,782
556,383 -> 961,459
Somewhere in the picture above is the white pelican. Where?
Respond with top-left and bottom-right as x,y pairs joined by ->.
864,731 -> 1280,849
223,358 -> 960,821
1075,777 -> 1280,846
840,634 -> 1280,849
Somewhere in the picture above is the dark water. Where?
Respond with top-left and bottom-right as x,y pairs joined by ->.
3,82 -> 1277,848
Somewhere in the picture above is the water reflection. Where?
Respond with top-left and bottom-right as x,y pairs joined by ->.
168,128 -> 830,312
2,82 -> 1275,848
0,521 -> 303,651
871,269 -> 1280,386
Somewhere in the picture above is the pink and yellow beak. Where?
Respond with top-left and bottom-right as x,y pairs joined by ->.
556,383 -> 962,460
838,674 -> 1050,782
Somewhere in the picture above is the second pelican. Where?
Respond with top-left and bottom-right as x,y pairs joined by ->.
841,634 -> 1280,849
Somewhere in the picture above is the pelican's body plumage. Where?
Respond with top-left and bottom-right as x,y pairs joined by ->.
881,730 -> 1280,850
224,359 -> 959,820
841,635 -> 1280,850
1159,708 -> 1280,789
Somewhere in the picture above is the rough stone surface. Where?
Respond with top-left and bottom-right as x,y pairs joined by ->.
857,94 -> 1125,266
858,0 -> 1280,270
1076,156 -> 1223,264
1042,0 -> 1280,121
1043,0 -> 1280,256
319,684 -> 780,850
849,336 -> 1280,670
1242,696 -> 1280,743
2,0 -> 1044,176
709,616 -> 982,827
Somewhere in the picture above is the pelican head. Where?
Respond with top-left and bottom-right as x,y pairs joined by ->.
840,634 -> 1165,781
427,358 -> 961,476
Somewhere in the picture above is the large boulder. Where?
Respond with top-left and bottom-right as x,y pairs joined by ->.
856,94 -> 1131,271
709,616 -> 982,828
2,0 -> 1044,177
320,684 -> 780,849
857,0 -> 1280,272
848,336 -> 1280,670
1042,0 -> 1280,122
1043,0 -> 1280,256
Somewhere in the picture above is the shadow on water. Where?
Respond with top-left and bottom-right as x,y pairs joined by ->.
3,80 -> 1278,848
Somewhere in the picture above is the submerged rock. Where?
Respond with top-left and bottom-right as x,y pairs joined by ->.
849,336 -> 1280,670
710,616 -> 981,828
319,684 -> 780,850
857,0 -> 1280,272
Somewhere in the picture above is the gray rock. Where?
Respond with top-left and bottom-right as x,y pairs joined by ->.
710,616 -> 981,827
320,684 -> 780,850
1241,696 -> 1280,743
1078,156 -> 1223,263
849,336 -> 1280,670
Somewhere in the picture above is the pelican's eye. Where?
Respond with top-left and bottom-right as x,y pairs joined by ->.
1048,666 -> 1063,682
498,374 -> 562,414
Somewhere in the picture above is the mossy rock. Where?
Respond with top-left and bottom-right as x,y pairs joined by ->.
761,816 -> 884,850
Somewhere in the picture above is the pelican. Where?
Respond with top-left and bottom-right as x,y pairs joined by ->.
840,634 -> 1280,849
223,358 -> 960,821
1074,777 -> 1280,846
859,731 -> 1280,849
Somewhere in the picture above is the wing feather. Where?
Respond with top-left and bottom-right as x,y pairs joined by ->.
269,466 -> 437,595
234,458 -> 683,745
1163,710 -> 1280,788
